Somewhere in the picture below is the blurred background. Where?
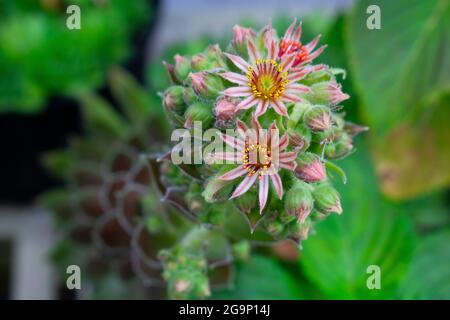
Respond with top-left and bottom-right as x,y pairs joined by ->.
0,0 -> 449,299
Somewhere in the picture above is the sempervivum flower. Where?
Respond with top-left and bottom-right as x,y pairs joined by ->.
220,24 -> 312,117
209,116 -> 297,213
278,18 -> 327,67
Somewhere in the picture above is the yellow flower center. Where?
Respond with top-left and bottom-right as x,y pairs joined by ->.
247,59 -> 289,101
242,142 -> 272,179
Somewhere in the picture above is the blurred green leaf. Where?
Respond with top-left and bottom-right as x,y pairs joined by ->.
212,255 -> 305,299
399,230 -> 450,299
347,0 -> 450,199
300,142 -> 416,299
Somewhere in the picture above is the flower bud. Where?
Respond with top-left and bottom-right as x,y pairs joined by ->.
163,85 -> 185,115
213,96 -> 237,128
191,53 -> 209,71
288,124 -> 311,151
184,101 -> 213,129
285,187 -> 314,223
295,152 -> 326,183
267,220 -> 284,237
301,65 -> 331,86
308,80 -> 349,106
205,44 -> 227,68
312,183 -> 342,214
324,132 -> 354,159
344,121 -> 369,137
303,105 -> 333,132
232,25 -> 256,56
162,61 -> 179,85
174,54 -> 192,81
189,71 -> 225,100
183,87 -> 197,105
291,220 -> 312,244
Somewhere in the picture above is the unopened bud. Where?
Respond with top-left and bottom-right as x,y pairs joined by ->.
312,183 -> 342,214
184,102 -> 213,129
303,105 -> 333,132
191,53 -> 209,71
295,153 -> 326,183
174,54 -> 192,81
163,85 -> 185,115
285,187 -> 314,223
308,80 -> 349,106
189,71 -> 225,100
288,124 -> 311,151
232,25 -> 256,56
324,132 -> 354,159
183,87 -> 197,105
205,44 -> 227,68
267,220 -> 284,237
214,96 -> 237,128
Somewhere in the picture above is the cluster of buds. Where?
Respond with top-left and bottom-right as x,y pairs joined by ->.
161,19 -> 366,264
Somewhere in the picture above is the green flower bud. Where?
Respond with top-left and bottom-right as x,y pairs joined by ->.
189,71 -> 225,100
324,132 -> 354,159
303,105 -> 333,132
163,85 -> 185,115
295,152 -> 326,183
205,44 -> 227,68
184,102 -> 213,129
301,65 -> 332,86
232,25 -> 256,57
288,124 -> 311,151
307,80 -> 349,106
183,87 -> 197,105
267,220 -> 284,237
312,183 -> 342,214
285,187 -> 314,223
174,54 -> 192,81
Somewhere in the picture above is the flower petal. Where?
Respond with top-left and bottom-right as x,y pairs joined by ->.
270,173 -> 283,199
271,100 -> 288,116
236,95 -> 258,110
286,83 -> 312,94
247,39 -> 260,64
223,86 -> 251,97
280,151 -> 297,162
291,22 -> 302,43
283,18 -> 297,41
224,52 -> 250,72
230,174 -> 258,199
236,119 -> 249,138
286,67 -> 311,81
308,45 -> 327,61
279,133 -> 289,151
220,133 -> 244,150
208,151 -> 240,163
281,53 -> 297,71
282,92 -> 303,103
219,165 -> 247,181
304,34 -> 321,52
280,161 -> 297,171
220,72 -> 248,85
254,100 -> 268,117
259,175 -> 269,214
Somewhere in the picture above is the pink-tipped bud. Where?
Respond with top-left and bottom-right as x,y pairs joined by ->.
232,25 -> 256,56
173,54 -> 191,81
285,187 -> 314,224
304,105 -> 333,132
213,96 -> 237,128
189,71 -> 225,100
313,183 -> 343,215
295,153 -> 326,183
328,80 -> 350,105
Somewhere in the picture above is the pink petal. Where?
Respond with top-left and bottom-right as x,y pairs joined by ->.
259,175 -> 269,214
270,173 -> 283,199
280,151 -> 297,162
208,151 -> 240,162
280,161 -> 297,171
219,165 -> 247,181
223,86 -> 251,97
283,18 -> 297,41
230,174 -> 258,199
292,22 -> 302,43
247,39 -> 260,64
279,133 -> 289,150
236,119 -> 249,138
281,53 -> 297,71
220,133 -> 244,150
286,83 -> 312,94
304,34 -> 321,52
271,100 -> 288,116
236,95 -> 258,110
307,45 -> 327,63
286,68 -> 311,82
254,100 -> 268,117
282,92 -> 303,103
220,72 -> 248,85
267,39 -> 279,60
224,52 -> 250,72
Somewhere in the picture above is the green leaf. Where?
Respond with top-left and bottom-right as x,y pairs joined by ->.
347,0 -> 450,136
399,230 -> 450,299
300,142 -> 416,299
211,255 -> 304,299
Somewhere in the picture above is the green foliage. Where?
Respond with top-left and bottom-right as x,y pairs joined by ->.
0,0 -> 151,113
212,255 -> 305,299
347,0 -> 450,199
